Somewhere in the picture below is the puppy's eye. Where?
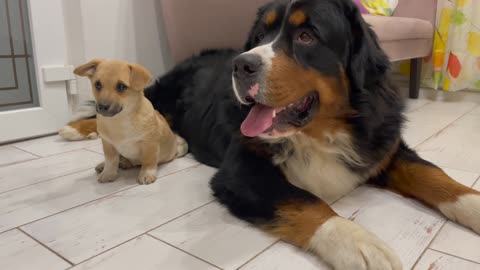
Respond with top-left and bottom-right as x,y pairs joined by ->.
95,81 -> 102,90
116,83 -> 128,93
296,31 -> 315,45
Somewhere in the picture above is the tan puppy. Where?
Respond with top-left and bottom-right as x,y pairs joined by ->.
74,59 -> 188,184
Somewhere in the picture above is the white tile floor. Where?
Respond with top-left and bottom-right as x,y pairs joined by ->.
1,97 -> 480,270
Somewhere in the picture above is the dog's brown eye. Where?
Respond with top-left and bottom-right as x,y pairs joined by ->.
117,83 -> 128,92
297,31 -> 314,45
95,81 -> 102,90
258,33 -> 265,41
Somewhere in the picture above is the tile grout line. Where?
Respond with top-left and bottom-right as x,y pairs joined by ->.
0,149 -> 105,195
0,156 -> 39,168
10,181 -> 138,234
11,145 -> 42,158
10,164 -> 202,234
413,104 -> 480,150
17,227 -> 74,267
0,167 -> 96,196
428,247 -> 480,265
411,219 -> 449,269
66,199 -> 216,268
82,147 -> 103,155
146,200 -> 216,233
437,165 -> 480,177
405,100 -> 432,114
11,145 -> 104,159
471,175 -> 480,189
146,234 -> 224,270
235,240 -> 280,269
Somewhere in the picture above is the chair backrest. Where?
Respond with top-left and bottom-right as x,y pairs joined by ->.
160,0 -> 438,64
160,0 -> 271,64
394,0 -> 438,26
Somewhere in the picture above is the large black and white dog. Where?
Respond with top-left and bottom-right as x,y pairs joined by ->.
61,0 -> 480,269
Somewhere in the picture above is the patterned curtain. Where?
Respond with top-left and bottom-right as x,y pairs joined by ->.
399,0 -> 480,91
426,0 -> 480,91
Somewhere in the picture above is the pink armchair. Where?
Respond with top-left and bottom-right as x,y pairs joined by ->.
160,0 -> 437,98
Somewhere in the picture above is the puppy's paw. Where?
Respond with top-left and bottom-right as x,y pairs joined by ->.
175,135 -> 188,158
95,162 -> 105,173
137,169 -> 157,185
97,170 -> 118,183
119,156 -> 135,170
439,193 -> 480,234
311,217 -> 402,270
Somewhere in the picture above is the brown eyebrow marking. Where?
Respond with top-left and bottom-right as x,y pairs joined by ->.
117,80 -> 129,87
264,10 -> 278,26
289,10 -> 307,26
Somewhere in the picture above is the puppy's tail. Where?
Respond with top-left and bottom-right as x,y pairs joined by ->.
58,101 -> 98,141
174,134 -> 188,158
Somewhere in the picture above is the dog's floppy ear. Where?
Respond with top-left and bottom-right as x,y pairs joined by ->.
128,63 -> 152,91
344,2 -> 389,89
74,59 -> 103,77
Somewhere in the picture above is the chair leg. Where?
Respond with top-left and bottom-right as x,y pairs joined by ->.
409,58 -> 422,99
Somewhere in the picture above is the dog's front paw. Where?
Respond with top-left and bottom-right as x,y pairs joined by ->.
137,169 -> 157,185
95,162 -> 105,173
439,193 -> 480,234
97,170 -> 118,183
311,217 -> 402,270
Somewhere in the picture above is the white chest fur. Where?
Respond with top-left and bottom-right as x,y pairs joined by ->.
276,133 -> 366,204
98,116 -> 143,162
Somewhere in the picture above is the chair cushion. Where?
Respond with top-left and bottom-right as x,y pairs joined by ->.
363,15 -> 434,41
380,38 -> 433,61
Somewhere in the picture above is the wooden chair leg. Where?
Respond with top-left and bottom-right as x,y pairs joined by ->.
409,58 -> 422,99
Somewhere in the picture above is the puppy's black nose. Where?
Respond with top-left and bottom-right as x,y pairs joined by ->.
233,54 -> 262,79
97,102 -> 111,113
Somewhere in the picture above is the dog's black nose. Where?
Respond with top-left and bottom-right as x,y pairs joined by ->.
233,54 -> 262,79
97,102 -> 111,113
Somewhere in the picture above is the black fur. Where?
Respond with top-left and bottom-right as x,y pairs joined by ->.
144,0 -> 404,222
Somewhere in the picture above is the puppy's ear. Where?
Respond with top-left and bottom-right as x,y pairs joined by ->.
344,2 -> 389,89
129,64 -> 152,91
74,59 -> 103,77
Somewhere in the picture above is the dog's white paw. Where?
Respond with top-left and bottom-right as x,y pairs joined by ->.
175,135 -> 188,158
138,169 -> 157,185
439,193 -> 480,234
310,217 -> 402,270
97,170 -> 118,183
58,125 -> 85,141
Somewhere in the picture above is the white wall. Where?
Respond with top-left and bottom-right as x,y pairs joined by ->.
62,0 -> 171,108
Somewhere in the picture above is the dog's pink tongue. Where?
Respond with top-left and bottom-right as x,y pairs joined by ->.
241,104 -> 274,137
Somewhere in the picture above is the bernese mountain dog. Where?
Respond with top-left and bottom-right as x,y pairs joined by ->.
61,0 -> 480,269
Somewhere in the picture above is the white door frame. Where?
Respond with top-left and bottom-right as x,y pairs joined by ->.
0,0 -> 70,143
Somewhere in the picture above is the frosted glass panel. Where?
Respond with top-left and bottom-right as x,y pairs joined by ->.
0,0 -> 39,112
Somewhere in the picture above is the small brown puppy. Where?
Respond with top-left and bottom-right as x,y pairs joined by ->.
74,59 -> 188,184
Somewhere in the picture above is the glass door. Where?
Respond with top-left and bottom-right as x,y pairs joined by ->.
0,0 -> 39,112
0,0 -> 70,143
